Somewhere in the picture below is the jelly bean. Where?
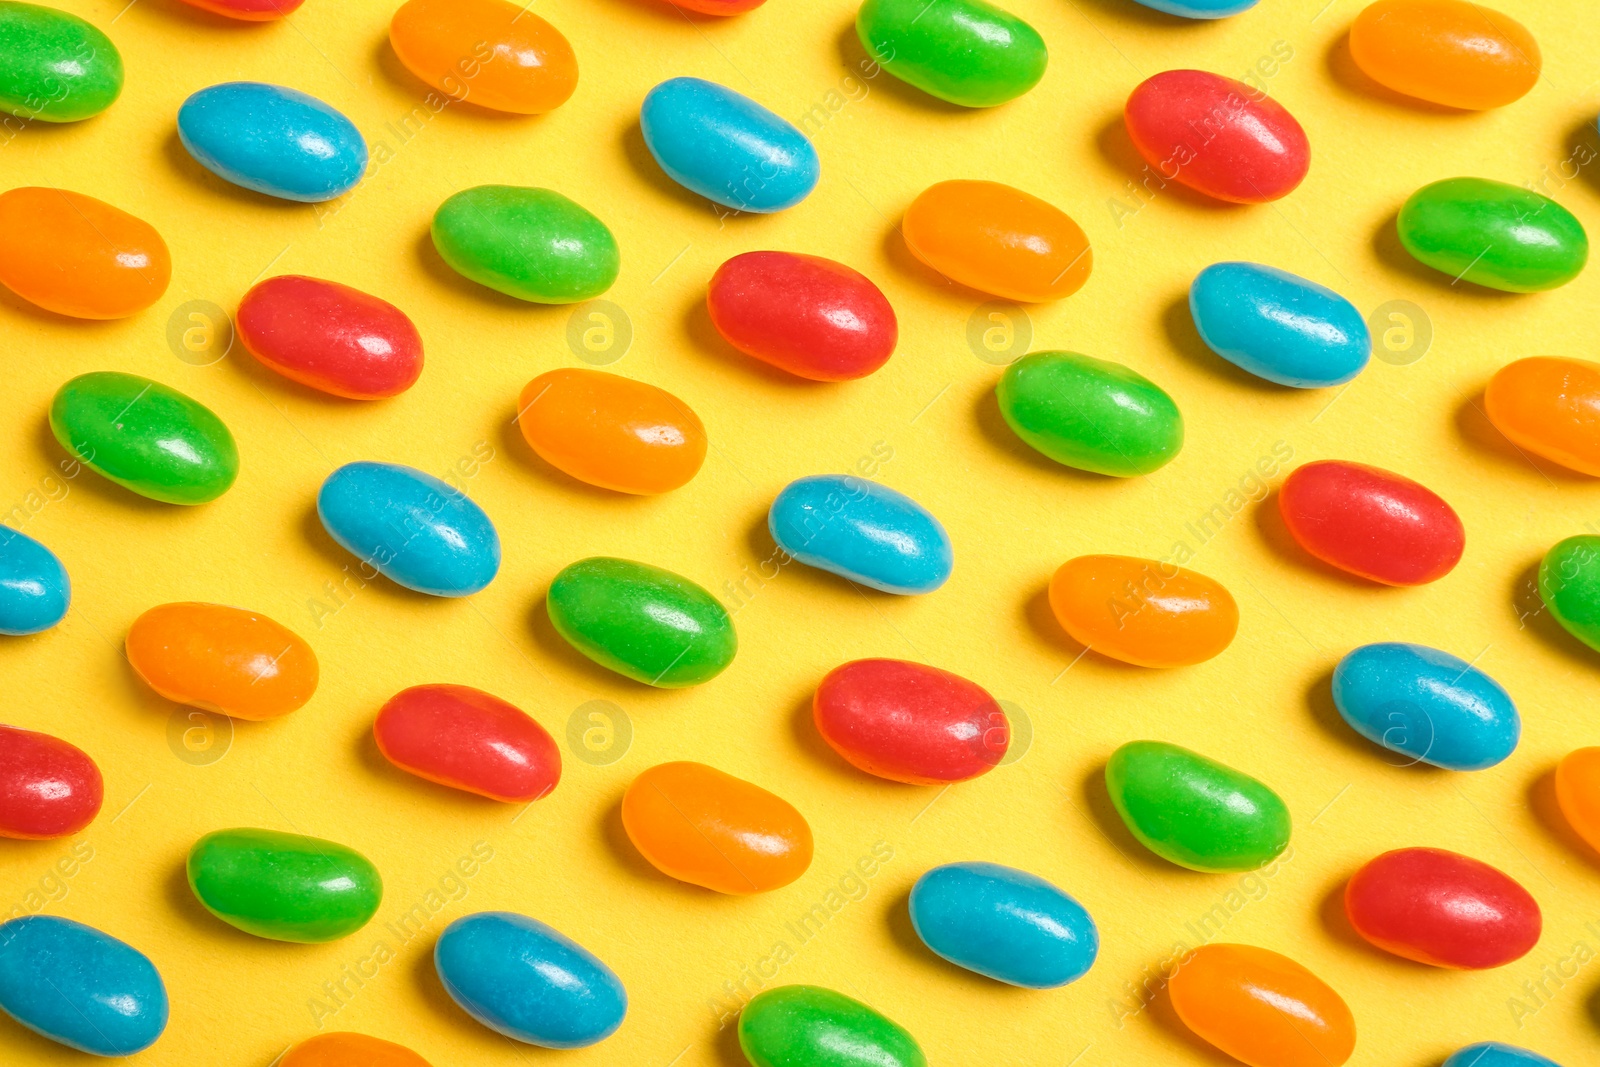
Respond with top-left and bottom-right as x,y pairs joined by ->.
1539,536 -> 1600,652
1124,70 -> 1310,203
1555,747 -> 1600,853
282,1032 -> 431,1067
1189,263 -> 1370,388
909,862 -> 1097,987
997,351 -> 1182,476
237,276 -> 424,400
1128,0 -> 1259,15
621,761 -> 812,893
51,372 -> 239,504
739,986 -> 924,1067
1398,178 -> 1587,292
0,187 -> 169,318
1332,643 -> 1518,770
548,558 -> 735,686
432,185 -> 619,303
706,251 -> 897,381
1279,460 -> 1463,585
188,827 -> 382,942
0,916 -> 167,1056
318,462 -> 500,597
178,82 -> 367,202
1484,357 -> 1600,475
669,0 -> 764,12
640,78 -> 818,213
0,3 -> 122,122
390,0 -> 576,115
903,180 -> 1091,302
1106,741 -> 1289,871
435,911 -> 626,1048
855,0 -> 1046,108
769,475 -> 952,595
1445,1044 -> 1564,1067
1169,944 -> 1355,1067
1345,847 -> 1540,968
374,684 -> 560,802
1049,555 -> 1237,667
126,602 -> 318,721
0,527 -> 68,635
813,659 -> 1007,784
517,369 -> 706,494
1350,1 -> 1539,110
177,0 -> 304,18
0,725 -> 101,839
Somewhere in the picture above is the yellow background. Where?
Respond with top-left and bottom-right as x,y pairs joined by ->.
1,0 -> 1598,1063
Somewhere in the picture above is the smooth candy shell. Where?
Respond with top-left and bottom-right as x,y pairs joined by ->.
1444,1045 -> 1564,1067
178,82 -> 367,203
125,602 -> 317,721
0,726 -> 101,839
739,986 -> 925,1067
1555,747 -> 1600,853
0,916 -> 167,1056
177,0 -> 305,19
1190,263 -> 1370,387
1049,555 -> 1237,667
1398,178 -> 1587,292
374,684 -> 560,803
903,180 -> 1091,302
1278,460 -> 1463,585
0,187 -> 169,318
1539,536 -> 1600,652
238,276 -> 424,400
0,3 -> 122,121
1484,357 -> 1600,476
282,1032 -> 432,1067
855,0 -> 1047,108
997,351 -> 1182,476
390,0 -> 576,115
188,828 -> 382,942
909,862 -> 1097,987
1169,944 -> 1355,1067
432,185 -> 619,303
668,0 -> 765,12
769,475 -> 952,595
0,528 -> 69,635
1349,0 -> 1540,110
1128,0 -> 1259,14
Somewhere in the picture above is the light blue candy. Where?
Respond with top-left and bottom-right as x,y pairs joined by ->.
1444,1043 -> 1564,1067
435,911 -> 626,1049
0,527 -> 69,635
1189,262 -> 1370,388
909,862 -> 1097,988
177,82 -> 367,202
1332,643 -> 1519,771
317,462 -> 500,597
0,916 -> 168,1056
1130,0 -> 1259,16
640,77 -> 819,213
769,475 -> 952,595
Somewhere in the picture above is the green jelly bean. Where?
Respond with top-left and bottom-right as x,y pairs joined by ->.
0,1 -> 123,123
432,185 -> 619,304
996,351 -> 1182,477
547,557 -> 736,688
187,828 -> 381,943
1106,741 -> 1290,873
739,986 -> 926,1067
856,0 -> 1046,108
50,372 -> 238,504
1397,177 -> 1588,293
1539,535 -> 1600,653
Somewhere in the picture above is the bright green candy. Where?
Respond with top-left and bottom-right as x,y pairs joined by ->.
0,1 -> 123,123
856,0 -> 1046,108
996,351 -> 1182,477
432,185 -> 619,304
739,986 -> 926,1067
50,372 -> 238,504
187,828 -> 381,943
1539,536 -> 1600,652
1106,741 -> 1290,873
1397,178 -> 1588,293
547,557 -> 736,688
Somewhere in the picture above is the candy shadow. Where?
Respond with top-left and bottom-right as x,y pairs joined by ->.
1078,763 -> 1173,876
164,861 -> 265,945
1315,879 -> 1372,954
1161,294 -> 1285,393
412,231 -> 563,313
879,223 -> 959,299
33,418 -> 174,516
162,130 -> 310,211
742,512 -> 896,608
1369,211 -> 1523,298
524,594 -> 642,691
1252,489 -> 1400,590
1560,118 -> 1600,201
712,1019 -> 748,1067
1022,585 -> 1144,676
1323,34 -> 1471,115
882,886 -> 1016,993
1302,667 -> 1380,763
1453,391 -> 1592,483
1094,115 -> 1233,213
1510,558 -> 1600,670
833,24 -> 969,116
1527,767 -> 1600,870
599,795 -> 677,884
683,297 -> 826,387
411,949 -> 480,1041
495,409 -> 658,503
788,690 -> 865,784
1147,980 -> 1238,1066
621,121 -> 720,215
972,389 -> 1117,482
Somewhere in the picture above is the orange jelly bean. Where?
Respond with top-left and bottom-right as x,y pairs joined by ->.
1484,357 -> 1600,476
0,187 -> 170,319
621,761 -> 812,894
126,603 -> 318,721
1555,747 -> 1600,853
903,180 -> 1092,303
1349,0 -> 1540,111
389,0 -> 578,116
517,368 -> 707,494
1169,944 -> 1356,1067
282,1032 -> 431,1066
1048,555 -> 1238,667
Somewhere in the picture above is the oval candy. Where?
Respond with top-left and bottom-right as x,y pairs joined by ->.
374,684 -> 560,803
1350,0 -> 1540,110
1170,944 -> 1355,1067
1279,460 -> 1463,585
997,351 -> 1182,476
0,2 -> 122,122
739,986 -> 925,1067
390,0 -> 577,115
1190,263 -> 1370,387
769,475 -> 952,595
0,187 -> 169,318
1484,357 -> 1600,476
903,180 -> 1091,302
177,0 -> 304,18
188,827 -> 382,942
1398,178 -> 1587,292
1539,535 -> 1600,652
0,915 -> 167,1056
1445,1044 -> 1564,1067
0,527 -> 69,635
178,82 -> 367,202
1049,555 -> 1237,667
1128,0 -> 1258,14
0,725 -> 101,839
282,1032 -> 432,1067
126,602 -> 318,721
855,0 -> 1046,108
432,185 -> 619,303
1555,747 -> 1600,854
238,275 -> 424,399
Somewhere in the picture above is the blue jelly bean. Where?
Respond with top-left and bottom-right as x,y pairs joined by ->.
435,911 -> 626,1048
0,915 -> 168,1056
640,77 -> 819,213
1332,643 -> 1519,771
1189,262 -> 1370,388
769,475 -> 952,595
0,528 -> 69,635
317,462 -> 500,597
178,82 -> 367,202
1444,1043 -> 1564,1067
909,862 -> 1097,988
1130,0 -> 1259,16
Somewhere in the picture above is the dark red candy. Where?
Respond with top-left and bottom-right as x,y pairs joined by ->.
1124,70 -> 1310,204
0,725 -> 103,839
706,251 -> 898,382
1345,847 -> 1540,969
374,684 -> 561,803
237,275 -> 424,400
1278,460 -> 1464,585
813,659 -> 1008,784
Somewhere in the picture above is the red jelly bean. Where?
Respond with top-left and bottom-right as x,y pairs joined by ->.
813,659 -> 1008,785
1345,847 -> 1540,969
707,251 -> 898,381
0,726 -> 103,840
1124,70 -> 1310,204
237,275 -> 424,400
374,684 -> 561,803
1278,460 -> 1464,585
666,0 -> 765,13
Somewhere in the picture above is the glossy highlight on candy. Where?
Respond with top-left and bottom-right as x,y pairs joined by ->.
1484,357 -> 1600,476
1169,944 -> 1355,1067
1350,0 -> 1540,110
1278,460 -> 1464,585
1539,536 -> 1600,653
188,827 -> 382,942
0,2 -> 123,122
178,82 -> 368,202
903,180 -> 1091,302
0,726 -> 101,839
1049,555 -> 1237,667
997,351 -> 1183,476
769,475 -> 952,595
1189,262 -> 1370,387
1398,178 -> 1587,292
238,276 -> 424,400
281,1032 -> 432,1067
390,0 -> 577,115
374,684 -> 560,803
0,915 -> 167,1056
126,602 -> 318,721
855,0 -> 1046,108
0,527 -> 69,635
432,185 -> 619,303
739,986 -> 925,1067
0,187 -> 169,318
1555,747 -> 1600,854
